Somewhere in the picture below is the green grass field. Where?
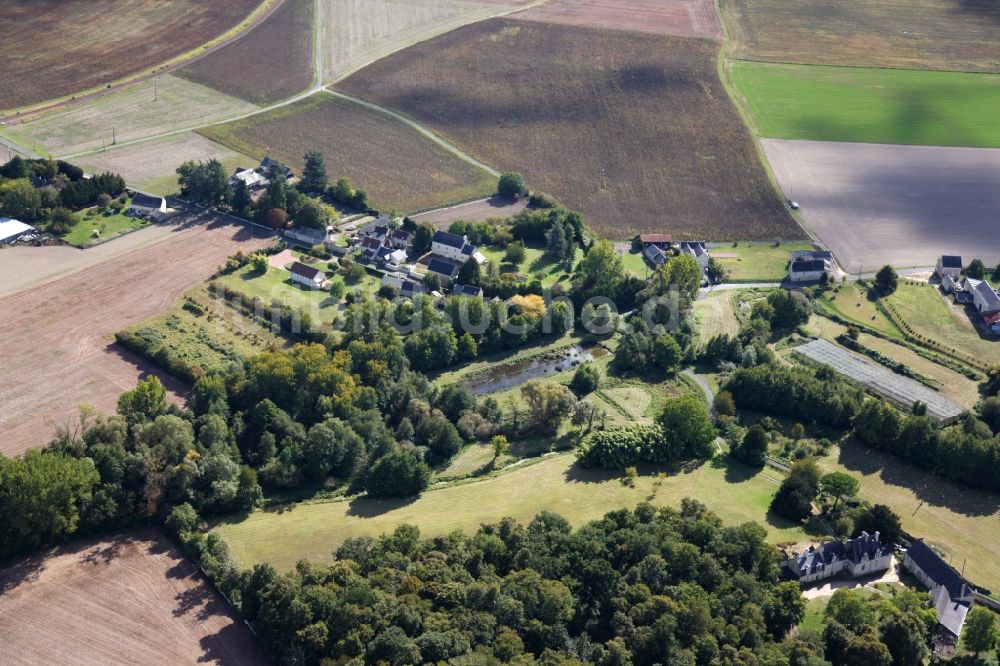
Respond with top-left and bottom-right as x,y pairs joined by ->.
713,241 -> 815,282
729,61 -> 1000,148
694,291 -> 740,348
814,283 -> 904,340
886,283 -> 1000,366
213,453 -> 805,571
60,200 -> 148,246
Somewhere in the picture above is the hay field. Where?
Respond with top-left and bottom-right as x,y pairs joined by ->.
322,0 -> 510,83
1,76 -> 258,158
512,0 -> 723,39
178,0 -> 315,105
0,529 -> 266,665
761,139 -> 1000,270
0,0 -> 261,112
339,19 -> 801,240
719,0 -> 1000,72
74,133 -> 257,196
694,292 -> 740,347
214,453 -> 805,570
730,61 -> 1000,148
199,93 -> 496,212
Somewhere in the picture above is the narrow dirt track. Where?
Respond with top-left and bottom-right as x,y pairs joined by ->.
0,212 -> 270,456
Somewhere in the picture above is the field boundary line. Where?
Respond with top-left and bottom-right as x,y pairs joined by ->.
0,0 -> 286,120
724,54 -> 1000,77
322,89 -> 500,178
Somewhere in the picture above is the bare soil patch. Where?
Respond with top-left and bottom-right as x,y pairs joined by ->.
513,0 -> 723,39
719,0 -> 1000,72
761,138 -> 1000,270
339,19 -> 800,240
410,195 -> 529,227
0,529 -> 266,666
178,0 -> 315,105
0,212 -> 270,456
200,93 -> 496,212
0,0 -> 261,112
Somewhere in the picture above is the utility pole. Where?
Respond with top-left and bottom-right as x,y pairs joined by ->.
112,124 -> 117,145
154,77 -> 158,102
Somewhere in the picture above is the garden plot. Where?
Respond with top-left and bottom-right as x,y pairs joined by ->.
793,339 -> 964,421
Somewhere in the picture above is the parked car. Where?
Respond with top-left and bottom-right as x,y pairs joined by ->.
787,199 -> 800,210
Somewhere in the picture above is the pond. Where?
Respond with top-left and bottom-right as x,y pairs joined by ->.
464,344 -> 609,395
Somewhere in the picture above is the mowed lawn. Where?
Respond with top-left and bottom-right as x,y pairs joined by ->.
819,443 -> 1000,593
478,244 -> 582,287
814,283 -> 904,340
713,241 -> 815,282
729,62 -> 1000,148
719,0 -> 1000,72
886,283 -> 1000,366
339,19 -> 802,241
214,453 -> 805,570
60,200 -> 148,246
199,93 -> 496,213
215,263 -> 345,316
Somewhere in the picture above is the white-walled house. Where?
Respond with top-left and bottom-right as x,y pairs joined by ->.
678,241 -> 710,270
432,230 -> 478,262
288,262 -> 327,289
935,255 -> 963,280
788,249 -> 833,282
129,192 -> 167,218
780,532 -> 892,584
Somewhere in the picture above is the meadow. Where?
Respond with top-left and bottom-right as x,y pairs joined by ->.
478,243 -> 582,288
719,0 -> 1000,72
199,93 -> 497,212
339,19 -> 802,241
177,0 -> 315,105
2,76 -> 257,158
885,282 -> 1000,366
74,133 -> 257,196
729,62 -> 1000,148
213,453 -> 805,571
693,291 -> 740,348
814,283 -> 904,340
0,0 -> 261,111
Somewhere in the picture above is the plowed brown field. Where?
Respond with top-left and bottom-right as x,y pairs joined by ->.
0,211 -> 270,456
512,0 -> 723,39
0,529 -> 266,666
339,19 -> 800,240
0,0 -> 261,112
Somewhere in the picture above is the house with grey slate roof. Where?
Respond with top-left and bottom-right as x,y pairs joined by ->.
780,532 -> 892,584
903,539 -> 976,640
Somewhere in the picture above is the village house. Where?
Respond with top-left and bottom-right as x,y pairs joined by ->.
678,241 -> 710,270
387,228 -> 411,250
780,531 -> 893,584
376,246 -> 408,268
284,226 -> 329,248
426,257 -> 460,285
0,217 -> 34,245
452,283 -> 483,298
431,230 -> 485,264
382,274 -> 425,298
259,156 -> 293,180
230,167 -> 267,191
288,262 -> 327,290
942,276 -> 1000,334
128,192 -> 167,218
935,255 -> 963,280
643,244 -> 667,267
637,233 -> 672,250
903,539 -> 976,642
788,249 -> 833,282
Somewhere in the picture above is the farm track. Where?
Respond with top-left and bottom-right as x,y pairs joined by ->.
0,212 -> 270,456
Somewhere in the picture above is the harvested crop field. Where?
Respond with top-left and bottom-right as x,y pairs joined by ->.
730,61 -> 1000,148
200,92 -> 497,212
322,0 -> 512,83
409,195 -> 530,227
0,0 -> 261,112
512,0 -> 723,39
178,0 -> 315,105
0,529 -> 266,666
339,19 -> 800,240
761,138 -> 1000,270
2,76 -> 258,158
694,291 -> 740,347
0,211 -> 271,456
75,132 -> 257,196
719,0 -> 1000,72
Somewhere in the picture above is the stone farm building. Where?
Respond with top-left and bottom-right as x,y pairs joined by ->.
780,531 -> 892,584
903,539 -> 976,641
